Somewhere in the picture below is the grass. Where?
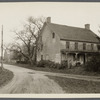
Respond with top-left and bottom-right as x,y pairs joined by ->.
47,75 -> 100,93
0,67 -> 14,87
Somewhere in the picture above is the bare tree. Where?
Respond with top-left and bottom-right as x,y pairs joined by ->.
27,16 -> 45,63
8,16 -> 45,65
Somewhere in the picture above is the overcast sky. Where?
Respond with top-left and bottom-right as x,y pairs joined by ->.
0,2 -> 100,54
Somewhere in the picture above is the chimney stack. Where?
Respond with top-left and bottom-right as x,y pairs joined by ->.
85,24 -> 90,30
46,17 -> 51,23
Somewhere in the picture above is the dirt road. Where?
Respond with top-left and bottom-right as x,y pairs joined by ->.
0,64 -> 65,94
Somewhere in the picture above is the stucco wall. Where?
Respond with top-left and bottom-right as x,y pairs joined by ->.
60,40 -> 98,52
37,24 -> 61,63
37,25 -> 99,65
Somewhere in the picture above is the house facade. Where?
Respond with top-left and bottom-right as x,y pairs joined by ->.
37,17 -> 100,68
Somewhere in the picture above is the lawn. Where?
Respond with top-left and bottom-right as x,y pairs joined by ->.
47,75 -> 100,93
0,67 -> 14,87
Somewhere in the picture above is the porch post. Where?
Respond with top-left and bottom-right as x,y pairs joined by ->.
75,53 -> 78,66
75,53 -> 78,59
66,53 -> 70,68
66,52 -> 68,60
85,53 -> 87,63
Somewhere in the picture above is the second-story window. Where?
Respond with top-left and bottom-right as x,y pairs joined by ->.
66,41 -> 69,49
97,44 -> 100,50
91,43 -> 94,50
52,32 -> 55,38
83,43 -> 86,50
75,42 -> 78,50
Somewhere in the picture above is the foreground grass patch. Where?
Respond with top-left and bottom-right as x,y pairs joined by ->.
47,75 -> 100,93
0,67 -> 14,87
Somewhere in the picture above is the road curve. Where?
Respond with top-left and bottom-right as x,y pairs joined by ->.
0,64 -> 65,94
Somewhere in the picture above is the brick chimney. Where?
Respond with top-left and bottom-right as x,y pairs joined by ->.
46,17 -> 51,23
85,24 -> 90,30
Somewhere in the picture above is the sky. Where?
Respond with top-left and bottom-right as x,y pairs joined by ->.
0,2 -> 100,54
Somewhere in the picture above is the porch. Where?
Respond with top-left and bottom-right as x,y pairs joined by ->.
61,50 -> 94,68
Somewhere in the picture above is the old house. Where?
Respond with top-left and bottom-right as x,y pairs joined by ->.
37,17 -> 100,67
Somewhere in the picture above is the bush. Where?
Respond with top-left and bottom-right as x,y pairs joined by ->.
36,60 -> 53,68
37,60 -> 67,70
37,60 -> 47,67
16,61 -> 28,64
60,60 -> 68,69
85,54 -> 100,72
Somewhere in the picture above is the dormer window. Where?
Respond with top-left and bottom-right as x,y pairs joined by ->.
52,32 -> 55,38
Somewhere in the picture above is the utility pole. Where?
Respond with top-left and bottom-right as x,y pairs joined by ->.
1,25 -> 3,68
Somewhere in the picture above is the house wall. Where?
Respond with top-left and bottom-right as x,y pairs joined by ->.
60,40 -> 99,66
37,25 -> 61,63
37,25 -> 99,66
60,40 -> 98,52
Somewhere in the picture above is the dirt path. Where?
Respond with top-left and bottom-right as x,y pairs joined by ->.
0,64 -> 65,94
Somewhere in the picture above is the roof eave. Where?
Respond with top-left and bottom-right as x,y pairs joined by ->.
60,38 -> 100,44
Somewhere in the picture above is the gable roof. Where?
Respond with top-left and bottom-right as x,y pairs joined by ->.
46,23 -> 100,43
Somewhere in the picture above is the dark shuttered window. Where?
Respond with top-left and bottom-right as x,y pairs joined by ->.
75,42 -> 78,50
97,44 -> 100,50
41,55 -> 43,60
83,43 -> 86,50
91,43 -> 94,50
66,41 -> 69,49
52,32 -> 55,38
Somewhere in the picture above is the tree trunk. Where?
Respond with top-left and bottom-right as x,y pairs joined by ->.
29,58 -> 33,66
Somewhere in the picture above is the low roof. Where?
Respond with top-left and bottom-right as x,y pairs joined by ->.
47,23 -> 100,43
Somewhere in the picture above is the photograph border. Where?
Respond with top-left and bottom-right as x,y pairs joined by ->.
0,1 -> 100,99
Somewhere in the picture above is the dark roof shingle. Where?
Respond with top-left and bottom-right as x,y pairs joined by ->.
47,23 -> 100,43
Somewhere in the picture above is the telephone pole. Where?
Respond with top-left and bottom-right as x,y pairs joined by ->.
1,25 -> 3,68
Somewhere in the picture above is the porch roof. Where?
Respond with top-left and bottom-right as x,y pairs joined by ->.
61,49 -> 100,54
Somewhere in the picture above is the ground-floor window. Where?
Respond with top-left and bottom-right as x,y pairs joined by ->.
41,55 -> 43,60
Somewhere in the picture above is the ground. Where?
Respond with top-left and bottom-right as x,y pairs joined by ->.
1,64 -> 100,93
0,64 -> 65,93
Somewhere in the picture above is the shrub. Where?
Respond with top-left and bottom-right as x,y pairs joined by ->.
60,60 -> 68,69
37,60 -> 47,67
85,54 -> 100,72
16,61 -> 28,64
37,60 -> 67,70
76,62 -> 81,67
54,63 -> 61,69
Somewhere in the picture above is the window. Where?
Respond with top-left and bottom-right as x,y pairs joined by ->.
91,43 -> 94,50
41,55 -> 43,60
66,42 -> 69,49
41,44 -> 43,51
83,43 -> 86,50
97,44 -> 100,50
75,42 -> 78,50
52,32 -> 55,38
